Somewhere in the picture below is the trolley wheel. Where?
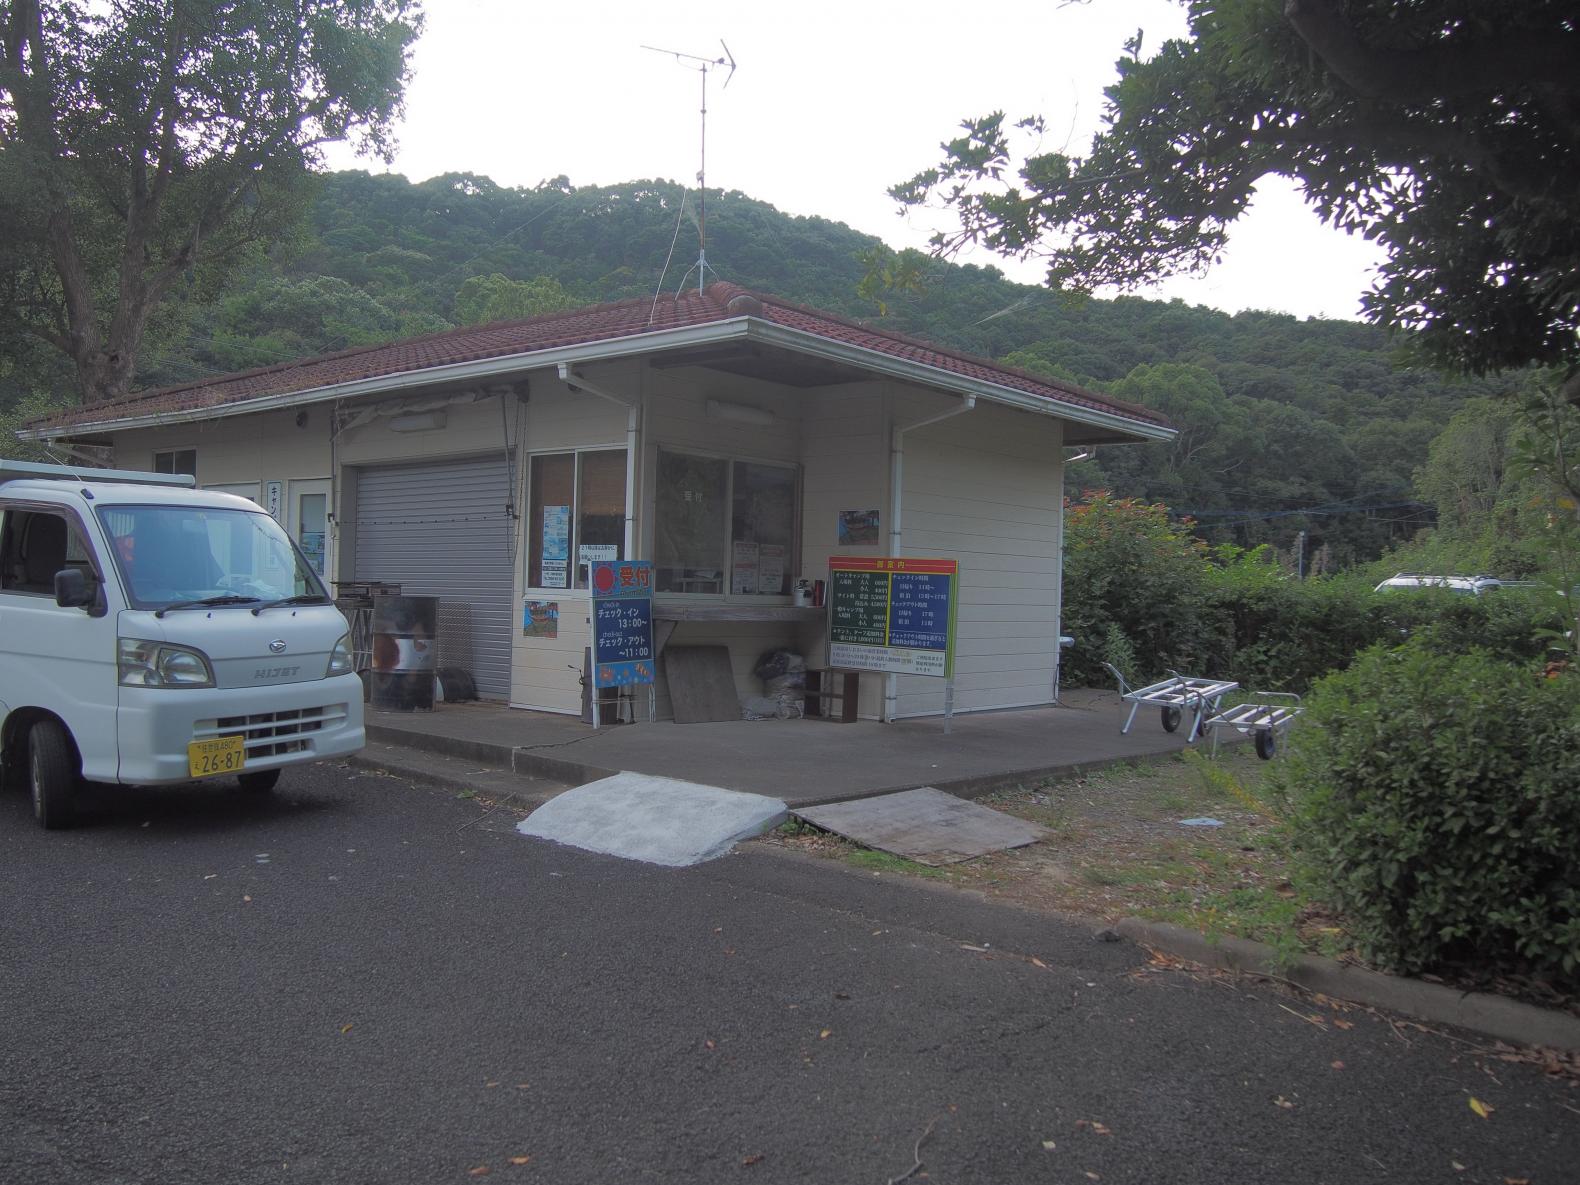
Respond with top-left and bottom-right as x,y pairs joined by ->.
1161,705 -> 1183,733
1254,729 -> 1277,760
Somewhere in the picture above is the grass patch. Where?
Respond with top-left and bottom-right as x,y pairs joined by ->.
844,848 -> 950,879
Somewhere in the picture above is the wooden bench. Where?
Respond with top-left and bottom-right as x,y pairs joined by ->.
803,669 -> 861,723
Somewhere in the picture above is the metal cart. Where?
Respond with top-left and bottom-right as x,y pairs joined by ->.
1205,692 -> 1304,759
1103,664 -> 1240,744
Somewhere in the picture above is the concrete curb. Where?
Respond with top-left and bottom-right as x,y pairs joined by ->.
1116,917 -> 1580,1053
364,722 -> 618,789
348,742 -> 567,813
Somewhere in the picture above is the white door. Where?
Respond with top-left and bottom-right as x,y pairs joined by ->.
288,479 -> 332,581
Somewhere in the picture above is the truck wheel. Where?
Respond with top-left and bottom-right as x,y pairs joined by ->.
1254,729 -> 1277,760
237,769 -> 281,794
1161,706 -> 1182,733
29,719 -> 78,830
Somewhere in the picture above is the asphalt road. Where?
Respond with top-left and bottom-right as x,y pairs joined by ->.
2,762 -> 1574,1185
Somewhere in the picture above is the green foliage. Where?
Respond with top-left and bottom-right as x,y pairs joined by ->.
0,0 -> 422,403
452,273 -> 578,326
1063,489 -> 1568,692
893,1 -> 1580,385
1061,492 -> 1209,685
1283,643 -> 1580,977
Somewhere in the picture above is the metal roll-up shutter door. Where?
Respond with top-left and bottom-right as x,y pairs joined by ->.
354,456 -> 515,698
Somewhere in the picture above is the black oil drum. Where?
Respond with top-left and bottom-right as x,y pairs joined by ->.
370,595 -> 438,711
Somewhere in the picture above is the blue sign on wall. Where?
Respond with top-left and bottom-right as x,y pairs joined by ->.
590,560 -> 655,689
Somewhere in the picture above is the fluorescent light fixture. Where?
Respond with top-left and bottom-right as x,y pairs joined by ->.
388,411 -> 447,433
705,398 -> 776,427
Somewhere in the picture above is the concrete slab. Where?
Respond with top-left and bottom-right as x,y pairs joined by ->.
365,689 -> 1211,808
795,787 -> 1047,865
515,772 -> 787,867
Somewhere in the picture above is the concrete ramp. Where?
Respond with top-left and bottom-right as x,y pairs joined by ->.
794,787 -> 1047,865
516,772 -> 787,867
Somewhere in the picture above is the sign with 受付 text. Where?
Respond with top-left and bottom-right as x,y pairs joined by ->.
590,560 -> 654,688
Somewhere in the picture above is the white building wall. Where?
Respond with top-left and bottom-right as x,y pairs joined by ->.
798,382 -> 889,718
893,400 -> 1065,718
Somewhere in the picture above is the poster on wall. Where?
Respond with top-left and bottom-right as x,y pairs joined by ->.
542,503 -> 571,588
522,600 -> 559,638
757,543 -> 786,595
730,541 -> 760,595
578,543 -> 618,584
837,509 -> 881,546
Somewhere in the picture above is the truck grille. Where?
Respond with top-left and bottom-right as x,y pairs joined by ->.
194,704 -> 349,759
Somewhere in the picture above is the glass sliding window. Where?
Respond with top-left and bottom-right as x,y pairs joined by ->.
654,451 -> 727,594
655,450 -> 799,597
528,453 -> 575,589
575,450 -> 626,585
154,448 -> 196,476
527,450 -> 626,590
730,461 -> 797,596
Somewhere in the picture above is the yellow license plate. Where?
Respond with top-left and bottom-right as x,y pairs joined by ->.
188,735 -> 246,778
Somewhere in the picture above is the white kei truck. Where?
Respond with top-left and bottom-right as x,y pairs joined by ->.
0,459 -> 365,828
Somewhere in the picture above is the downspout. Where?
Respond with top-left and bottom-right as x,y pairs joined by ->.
886,392 -> 977,722
557,363 -> 639,560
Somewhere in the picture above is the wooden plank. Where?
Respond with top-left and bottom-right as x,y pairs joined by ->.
794,787 -> 1047,866
663,645 -> 743,724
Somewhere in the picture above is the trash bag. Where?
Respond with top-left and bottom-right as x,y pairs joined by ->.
753,647 -> 794,680
755,648 -> 806,693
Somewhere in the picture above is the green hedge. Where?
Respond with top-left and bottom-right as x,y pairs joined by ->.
1060,494 -> 1567,690
1282,643 -> 1580,978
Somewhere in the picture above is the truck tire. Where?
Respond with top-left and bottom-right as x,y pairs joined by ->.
237,769 -> 281,794
29,719 -> 78,830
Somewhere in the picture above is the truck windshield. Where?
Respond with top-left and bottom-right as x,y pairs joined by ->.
97,504 -> 328,611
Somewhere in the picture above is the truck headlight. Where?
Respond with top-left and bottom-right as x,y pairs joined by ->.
327,632 -> 354,677
119,638 -> 216,688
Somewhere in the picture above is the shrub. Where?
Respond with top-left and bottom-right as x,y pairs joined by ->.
1283,642 -> 1580,978
1061,492 -> 1210,686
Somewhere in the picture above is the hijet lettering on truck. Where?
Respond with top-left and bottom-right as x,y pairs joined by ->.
590,559 -> 655,687
826,556 -> 958,678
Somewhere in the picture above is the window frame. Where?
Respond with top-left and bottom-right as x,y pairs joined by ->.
0,500 -> 108,613
152,448 -> 197,477
652,445 -> 801,601
523,446 -> 628,594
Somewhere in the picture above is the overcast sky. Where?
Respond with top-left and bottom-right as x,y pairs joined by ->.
324,0 -> 1386,322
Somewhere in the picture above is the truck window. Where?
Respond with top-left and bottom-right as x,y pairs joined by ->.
98,503 -> 325,609
0,508 -> 102,598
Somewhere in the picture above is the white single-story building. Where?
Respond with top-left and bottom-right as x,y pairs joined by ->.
20,282 -> 1174,721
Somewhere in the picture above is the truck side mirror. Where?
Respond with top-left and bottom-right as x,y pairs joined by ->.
54,567 -> 93,608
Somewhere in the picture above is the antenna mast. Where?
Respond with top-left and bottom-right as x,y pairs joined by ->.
642,40 -> 736,294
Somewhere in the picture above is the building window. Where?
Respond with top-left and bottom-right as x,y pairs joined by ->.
655,449 -> 798,596
153,448 -> 197,476
526,449 -> 626,590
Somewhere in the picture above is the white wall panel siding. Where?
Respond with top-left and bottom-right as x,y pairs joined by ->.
895,403 -> 1064,718
354,456 -> 515,698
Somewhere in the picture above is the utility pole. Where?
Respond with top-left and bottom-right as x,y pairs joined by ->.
1296,530 -> 1307,580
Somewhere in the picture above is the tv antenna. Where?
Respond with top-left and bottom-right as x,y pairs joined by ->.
642,40 -> 736,294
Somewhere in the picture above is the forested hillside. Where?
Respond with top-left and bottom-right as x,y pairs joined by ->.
10,170 -> 1507,565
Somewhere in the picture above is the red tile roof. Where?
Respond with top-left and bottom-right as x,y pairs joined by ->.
27,282 -> 1171,435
